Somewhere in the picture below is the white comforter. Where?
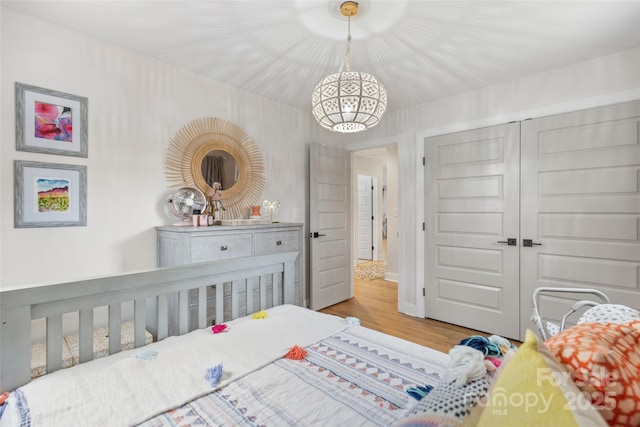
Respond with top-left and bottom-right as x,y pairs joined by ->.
0,305 -> 349,427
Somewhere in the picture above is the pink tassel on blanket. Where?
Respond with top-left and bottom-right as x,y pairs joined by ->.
285,345 -> 307,360
211,323 -> 227,334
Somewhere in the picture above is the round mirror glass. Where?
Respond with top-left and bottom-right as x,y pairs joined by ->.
200,150 -> 238,191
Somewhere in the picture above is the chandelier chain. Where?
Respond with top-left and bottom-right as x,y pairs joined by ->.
341,15 -> 352,73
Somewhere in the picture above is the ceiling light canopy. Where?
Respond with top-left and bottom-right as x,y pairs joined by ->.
311,1 -> 387,133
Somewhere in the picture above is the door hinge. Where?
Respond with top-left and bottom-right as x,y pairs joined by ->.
371,185 -> 374,190
372,246 -> 374,250
422,156 -> 426,166
422,222 -> 425,231
422,288 -> 425,297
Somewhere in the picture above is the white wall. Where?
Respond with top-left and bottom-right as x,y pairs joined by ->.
0,9 -> 341,289
346,47 -> 640,316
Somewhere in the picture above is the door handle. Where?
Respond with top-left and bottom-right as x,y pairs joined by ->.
523,239 -> 542,247
497,238 -> 517,246
310,232 -> 327,238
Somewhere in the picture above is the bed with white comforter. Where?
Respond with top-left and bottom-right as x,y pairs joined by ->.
1,305 -> 449,427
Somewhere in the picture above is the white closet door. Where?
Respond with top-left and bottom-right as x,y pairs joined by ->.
520,101 -> 640,339
425,123 -> 521,339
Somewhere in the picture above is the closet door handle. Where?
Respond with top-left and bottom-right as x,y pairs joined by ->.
497,238 -> 517,246
220,245 -> 228,251
523,239 -> 542,247
276,240 -> 282,246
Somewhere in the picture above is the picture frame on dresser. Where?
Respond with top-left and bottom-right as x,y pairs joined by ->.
15,82 -> 88,158
14,160 -> 87,228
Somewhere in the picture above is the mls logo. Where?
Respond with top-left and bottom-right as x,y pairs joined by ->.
492,408 -> 508,416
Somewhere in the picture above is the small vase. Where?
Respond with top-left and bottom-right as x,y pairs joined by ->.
250,205 -> 261,218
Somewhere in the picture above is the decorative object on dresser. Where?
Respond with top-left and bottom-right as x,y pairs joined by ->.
207,181 -> 226,221
263,199 -> 280,223
15,82 -> 89,158
165,117 -> 265,219
250,205 -> 262,219
156,222 -> 304,334
167,186 -> 207,226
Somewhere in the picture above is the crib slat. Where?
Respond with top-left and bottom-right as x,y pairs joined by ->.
109,303 -> 122,354
0,306 -> 31,391
246,278 -> 255,316
79,309 -> 94,363
157,293 -> 168,341
260,275 -> 267,310
284,258 -> 295,305
178,290 -> 188,335
231,281 -> 240,319
46,314 -> 63,373
197,286 -> 207,329
272,273 -> 279,307
134,298 -> 146,347
215,283 -> 223,324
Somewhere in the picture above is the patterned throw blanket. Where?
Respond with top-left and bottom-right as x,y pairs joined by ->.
141,326 -> 449,426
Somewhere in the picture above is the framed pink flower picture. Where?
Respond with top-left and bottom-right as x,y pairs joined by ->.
16,83 -> 88,158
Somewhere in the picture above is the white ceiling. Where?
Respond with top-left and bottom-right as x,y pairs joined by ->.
4,1 -> 640,113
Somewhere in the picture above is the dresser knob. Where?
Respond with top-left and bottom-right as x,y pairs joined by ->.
220,245 -> 228,251
276,240 -> 282,246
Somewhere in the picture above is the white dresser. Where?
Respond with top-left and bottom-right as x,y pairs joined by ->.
156,223 -> 304,330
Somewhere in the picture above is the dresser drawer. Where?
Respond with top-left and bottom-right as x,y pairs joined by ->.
254,230 -> 300,255
191,233 -> 252,262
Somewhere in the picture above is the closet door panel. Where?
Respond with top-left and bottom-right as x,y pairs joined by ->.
520,100 -> 640,339
425,122 -> 521,339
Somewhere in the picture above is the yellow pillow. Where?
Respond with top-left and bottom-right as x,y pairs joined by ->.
465,330 -> 606,427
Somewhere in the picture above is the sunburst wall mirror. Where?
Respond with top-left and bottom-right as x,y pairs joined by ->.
165,117 -> 265,219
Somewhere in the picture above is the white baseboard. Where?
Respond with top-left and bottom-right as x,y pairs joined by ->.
385,271 -> 398,282
402,303 -> 417,317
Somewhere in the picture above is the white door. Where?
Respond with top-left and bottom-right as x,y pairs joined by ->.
520,101 -> 640,338
310,143 -> 352,310
357,174 -> 373,260
425,123 -> 521,339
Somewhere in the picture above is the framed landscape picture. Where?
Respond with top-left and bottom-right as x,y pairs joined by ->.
15,82 -> 88,158
14,160 -> 87,228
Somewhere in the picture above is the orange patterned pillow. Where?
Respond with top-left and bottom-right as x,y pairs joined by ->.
545,320 -> 640,427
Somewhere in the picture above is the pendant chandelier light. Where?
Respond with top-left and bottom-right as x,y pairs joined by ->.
311,1 -> 387,133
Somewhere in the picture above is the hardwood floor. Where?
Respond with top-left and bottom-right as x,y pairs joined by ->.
320,276 -> 521,354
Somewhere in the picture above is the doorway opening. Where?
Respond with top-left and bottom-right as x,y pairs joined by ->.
351,145 -> 397,282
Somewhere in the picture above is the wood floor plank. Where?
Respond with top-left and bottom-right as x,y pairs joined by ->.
320,277 -> 521,354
